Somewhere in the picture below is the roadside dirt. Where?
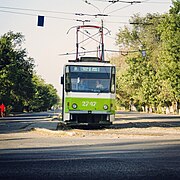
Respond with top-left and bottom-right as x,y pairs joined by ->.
1,114 -> 180,142
25,116 -> 180,139
1,115 -> 180,150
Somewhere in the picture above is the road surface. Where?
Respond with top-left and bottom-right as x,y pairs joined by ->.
0,111 -> 180,179
0,110 -> 59,133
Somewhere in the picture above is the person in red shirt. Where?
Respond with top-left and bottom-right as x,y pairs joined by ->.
0,103 -> 5,117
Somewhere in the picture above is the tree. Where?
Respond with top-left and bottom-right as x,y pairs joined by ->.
157,0 -> 180,112
113,0 -> 180,113
0,31 -> 60,113
29,74 -> 60,112
0,31 -> 34,111
115,13 -> 161,111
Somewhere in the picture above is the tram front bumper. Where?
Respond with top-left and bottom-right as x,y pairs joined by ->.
69,110 -> 111,114
64,110 -> 113,127
65,121 -> 112,127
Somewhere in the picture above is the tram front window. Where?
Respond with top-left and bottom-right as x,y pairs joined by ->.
71,78 -> 110,92
66,65 -> 112,93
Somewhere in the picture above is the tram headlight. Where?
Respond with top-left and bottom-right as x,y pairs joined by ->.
72,103 -> 78,109
103,104 -> 108,110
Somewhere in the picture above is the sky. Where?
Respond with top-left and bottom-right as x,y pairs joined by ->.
0,0 -> 172,97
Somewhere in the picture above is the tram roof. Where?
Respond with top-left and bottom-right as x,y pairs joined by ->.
65,61 -> 114,67
65,57 -> 114,67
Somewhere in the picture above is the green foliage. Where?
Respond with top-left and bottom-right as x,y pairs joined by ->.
0,31 -> 35,111
0,31 -> 60,113
113,0 -> 180,113
157,1 -> 180,104
29,75 -> 60,111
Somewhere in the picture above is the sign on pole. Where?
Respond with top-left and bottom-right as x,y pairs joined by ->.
37,15 -> 44,27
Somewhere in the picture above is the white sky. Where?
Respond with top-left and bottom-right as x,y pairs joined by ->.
0,0 -> 172,97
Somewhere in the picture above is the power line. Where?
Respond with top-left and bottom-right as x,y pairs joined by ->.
0,6 -> 131,25
82,0 -> 142,15
137,0 -> 172,4
83,0 -> 171,15
0,6 -> 75,15
59,49 -> 140,56
0,9 -> 36,17
104,20 -> 129,24
0,1 -> 171,25
0,6 -> 110,19
91,0 -> 170,4
0,9 -> 131,26
0,1 -> 171,20
0,9 -> 92,22
107,4 -> 132,14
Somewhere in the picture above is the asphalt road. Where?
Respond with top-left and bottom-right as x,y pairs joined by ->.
0,138 -> 180,180
114,111 -> 180,128
0,110 -> 59,133
0,111 -> 180,180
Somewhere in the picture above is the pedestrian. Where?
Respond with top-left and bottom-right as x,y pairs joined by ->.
0,103 -> 5,117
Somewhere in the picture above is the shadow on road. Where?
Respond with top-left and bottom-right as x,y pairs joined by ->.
111,121 -> 180,129
0,139 -> 180,180
60,113 -> 180,130
112,113 -> 180,129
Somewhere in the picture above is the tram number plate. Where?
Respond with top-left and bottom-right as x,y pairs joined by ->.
82,101 -> 96,107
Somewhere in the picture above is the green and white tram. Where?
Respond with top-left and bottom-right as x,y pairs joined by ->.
61,57 -> 116,127
60,24 -> 116,126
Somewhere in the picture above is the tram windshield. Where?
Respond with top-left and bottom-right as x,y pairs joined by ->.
65,65 -> 115,93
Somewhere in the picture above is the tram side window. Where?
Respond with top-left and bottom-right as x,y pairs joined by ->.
65,66 -> 71,92
111,67 -> 115,93
71,78 -> 77,91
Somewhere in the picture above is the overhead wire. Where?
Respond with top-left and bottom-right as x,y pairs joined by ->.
0,0 -> 171,17
0,0 -> 171,23
0,9 -> 84,22
0,9 -> 36,17
0,7 -> 132,25
0,6 -> 76,15
0,1 -> 171,56
90,0 -> 170,4
0,6 -> 97,22
106,4 -> 132,14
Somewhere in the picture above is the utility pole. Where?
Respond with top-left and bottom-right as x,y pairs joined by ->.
101,19 -> 105,61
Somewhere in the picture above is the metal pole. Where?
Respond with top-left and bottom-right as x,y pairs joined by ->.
101,19 -> 104,61
76,27 -> 79,61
